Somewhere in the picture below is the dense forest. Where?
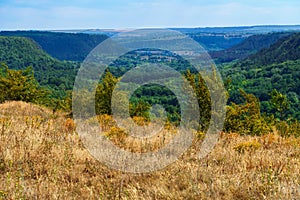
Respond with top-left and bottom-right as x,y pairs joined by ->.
0,30 -> 299,137
0,36 -> 77,108
0,31 -> 108,61
222,32 -> 300,120
210,32 -> 290,63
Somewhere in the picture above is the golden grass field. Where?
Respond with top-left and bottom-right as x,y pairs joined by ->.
0,101 -> 299,199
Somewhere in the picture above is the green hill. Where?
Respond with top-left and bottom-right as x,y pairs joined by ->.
0,36 -> 78,97
245,32 -> 300,65
210,32 -> 289,63
0,31 -> 108,61
222,32 -> 300,119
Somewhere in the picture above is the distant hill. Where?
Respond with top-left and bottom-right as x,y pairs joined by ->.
245,32 -> 300,65
210,32 -> 290,63
174,26 -> 300,52
222,32 -> 300,119
0,31 -> 108,61
0,36 -> 78,96
2,26 -> 299,60
188,33 -> 245,51
51,25 -> 300,35
172,25 -> 300,34
0,30 -> 244,54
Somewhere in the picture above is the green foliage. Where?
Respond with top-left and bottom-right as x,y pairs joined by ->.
224,90 -> 272,135
0,63 -> 48,104
130,84 -> 181,123
0,36 -> 78,99
0,31 -> 108,61
211,32 -> 289,63
72,89 -> 95,118
246,32 -> 300,65
0,31 -> 299,137
221,33 -> 300,120
94,64 -> 212,128
276,120 -> 300,138
95,70 -> 118,115
130,100 -> 151,120
270,89 -> 290,120
185,70 -> 212,130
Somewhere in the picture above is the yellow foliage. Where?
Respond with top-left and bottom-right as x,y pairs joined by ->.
284,138 -> 300,148
97,114 -> 115,131
104,126 -> 127,141
132,116 -> 149,126
234,140 -> 261,153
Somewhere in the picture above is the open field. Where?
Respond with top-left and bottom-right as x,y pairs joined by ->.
0,101 -> 299,199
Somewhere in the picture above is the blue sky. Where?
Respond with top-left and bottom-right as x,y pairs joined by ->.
0,0 -> 299,30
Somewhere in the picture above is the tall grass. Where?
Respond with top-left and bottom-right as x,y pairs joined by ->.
0,101 -> 299,199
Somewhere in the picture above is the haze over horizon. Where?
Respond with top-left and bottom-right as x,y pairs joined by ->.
0,0 -> 300,30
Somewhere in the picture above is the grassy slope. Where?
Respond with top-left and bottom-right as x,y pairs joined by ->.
0,101 -> 299,199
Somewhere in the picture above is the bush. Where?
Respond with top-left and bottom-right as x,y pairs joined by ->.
234,140 -> 261,153
224,89 -> 272,135
276,119 -> 300,138
0,63 -> 48,104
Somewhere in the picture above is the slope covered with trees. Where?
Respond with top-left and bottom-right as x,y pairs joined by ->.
245,32 -> 300,65
0,36 -> 78,102
0,31 -> 299,136
222,32 -> 300,119
0,31 -> 108,61
210,32 -> 290,63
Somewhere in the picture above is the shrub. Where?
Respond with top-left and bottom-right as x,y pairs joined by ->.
224,89 -> 272,135
104,126 -> 127,142
276,119 -> 300,138
234,140 -> 261,153
0,63 -> 48,104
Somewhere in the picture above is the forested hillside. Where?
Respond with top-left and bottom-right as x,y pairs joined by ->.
0,30 -> 299,131
0,36 -> 78,99
0,31 -> 108,61
189,33 -> 245,51
246,32 -> 300,65
210,32 -> 290,63
222,32 -> 300,119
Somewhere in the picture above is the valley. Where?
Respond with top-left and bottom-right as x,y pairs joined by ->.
0,25 -> 299,199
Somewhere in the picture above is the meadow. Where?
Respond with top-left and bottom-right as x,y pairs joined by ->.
0,101 -> 299,199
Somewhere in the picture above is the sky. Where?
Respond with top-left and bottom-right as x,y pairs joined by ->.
0,0 -> 300,30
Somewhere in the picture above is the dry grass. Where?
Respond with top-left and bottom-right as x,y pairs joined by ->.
0,101 -> 299,199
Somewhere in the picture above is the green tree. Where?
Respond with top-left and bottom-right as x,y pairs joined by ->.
0,63 -> 48,103
95,70 -> 118,115
130,100 -> 151,120
270,89 -> 290,120
224,89 -> 271,135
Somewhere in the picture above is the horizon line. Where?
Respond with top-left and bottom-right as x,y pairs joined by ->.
1,24 -> 300,32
